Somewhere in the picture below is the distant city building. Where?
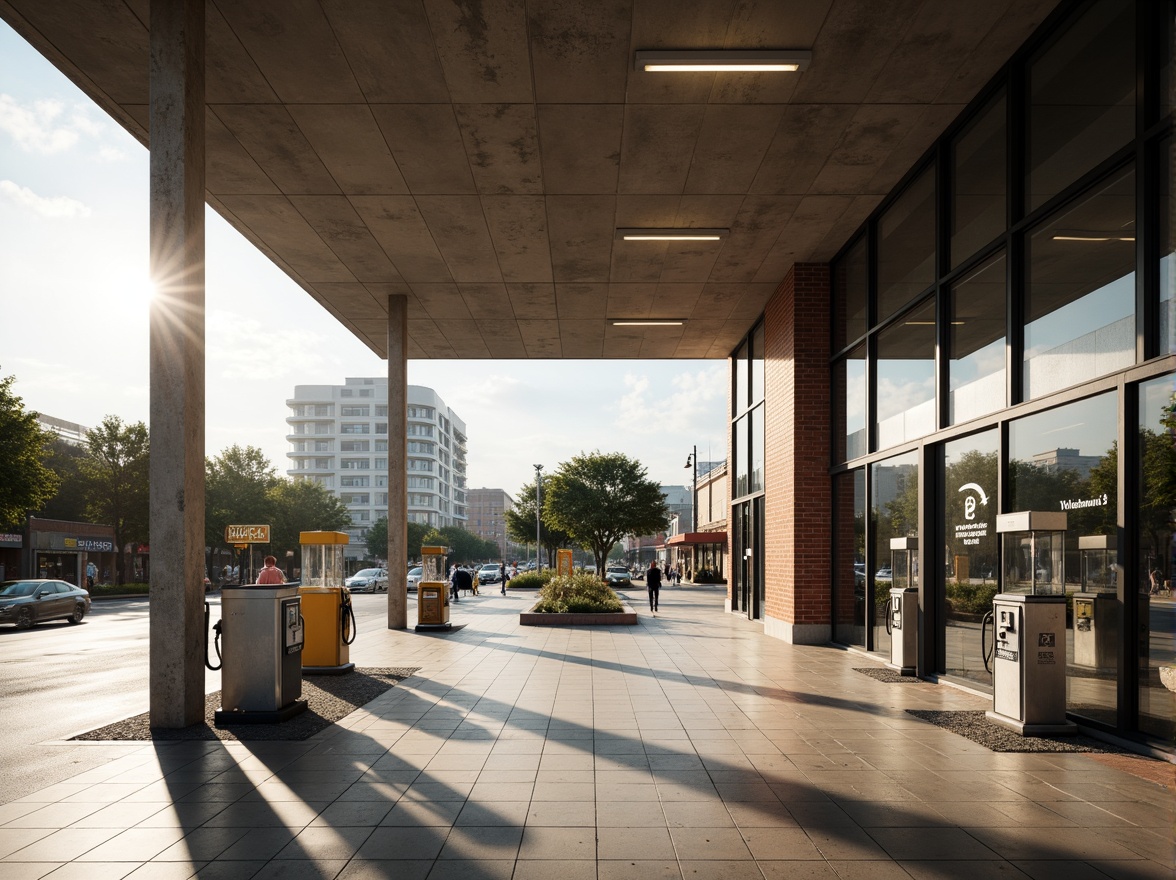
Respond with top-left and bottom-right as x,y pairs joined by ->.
286,379 -> 467,559
467,488 -> 515,558
37,414 -> 88,446
1030,447 -> 1102,481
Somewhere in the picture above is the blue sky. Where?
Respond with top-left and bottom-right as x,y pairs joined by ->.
0,23 -> 728,498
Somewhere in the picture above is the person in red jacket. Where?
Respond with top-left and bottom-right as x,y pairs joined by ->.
256,555 -> 285,585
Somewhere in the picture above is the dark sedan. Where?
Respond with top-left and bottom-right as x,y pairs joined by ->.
0,580 -> 91,629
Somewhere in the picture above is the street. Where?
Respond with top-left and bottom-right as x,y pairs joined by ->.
0,591 -> 405,804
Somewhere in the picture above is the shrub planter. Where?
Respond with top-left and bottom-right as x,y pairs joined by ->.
520,601 -> 638,626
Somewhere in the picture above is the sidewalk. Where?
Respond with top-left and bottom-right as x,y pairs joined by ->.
2,584 -> 1171,879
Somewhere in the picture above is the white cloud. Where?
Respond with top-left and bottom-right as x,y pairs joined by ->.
207,310 -> 333,381
97,145 -> 127,162
0,179 -> 91,218
0,94 -> 77,152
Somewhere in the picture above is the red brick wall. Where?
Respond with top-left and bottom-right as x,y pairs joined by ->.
763,263 -> 832,627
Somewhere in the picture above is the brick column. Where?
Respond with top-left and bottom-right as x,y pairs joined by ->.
762,264 -> 832,644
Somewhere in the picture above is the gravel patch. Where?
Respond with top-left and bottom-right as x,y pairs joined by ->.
854,667 -> 925,683
72,667 -> 419,742
906,709 -> 1127,753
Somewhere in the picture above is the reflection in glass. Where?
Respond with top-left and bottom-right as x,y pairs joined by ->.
834,236 -> 868,349
734,414 -> 748,498
952,93 -> 1006,268
872,451 -> 918,657
1009,391 -> 1119,726
734,339 -> 748,414
1027,0 -> 1134,209
1025,168 -> 1136,399
877,166 -> 936,322
1137,375 -> 1176,741
834,469 -> 866,647
950,252 -> 1006,424
751,323 -> 765,403
750,404 -> 764,495
1162,138 -> 1175,354
838,346 -> 867,461
941,430 -> 999,687
876,299 -> 936,449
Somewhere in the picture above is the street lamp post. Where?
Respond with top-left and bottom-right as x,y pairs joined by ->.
534,463 -> 543,570
684,446 -> 697,532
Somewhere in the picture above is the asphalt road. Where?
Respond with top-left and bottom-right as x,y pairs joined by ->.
0,591 -> 403,805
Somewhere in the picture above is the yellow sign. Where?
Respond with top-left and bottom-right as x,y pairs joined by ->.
225,524 -> 270,543
556,549 -> 573,578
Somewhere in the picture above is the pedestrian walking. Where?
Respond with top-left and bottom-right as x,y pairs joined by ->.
646,559 -> 662,613
500,560 -> 508,595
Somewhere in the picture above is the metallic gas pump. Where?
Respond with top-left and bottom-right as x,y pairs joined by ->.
213,583 -> 307,724
885,537 -> 918,676
299,531 -> 356,674
986,511 -> 1076,735
1073,535 -> 1117,672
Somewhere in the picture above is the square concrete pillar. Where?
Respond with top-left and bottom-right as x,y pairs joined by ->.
148,0 -> 206,727
387,294 -> 408,629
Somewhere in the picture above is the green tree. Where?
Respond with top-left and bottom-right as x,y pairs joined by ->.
506,480 -> 573,566
36,436 -> 88,522
205,445 -> 279,555
80,416 -> 150,584
407,521 -> 429,562
366,516 -> 388,561
269,479 -> 351,562
543,451 -> 670,574
0,372 -> 59,528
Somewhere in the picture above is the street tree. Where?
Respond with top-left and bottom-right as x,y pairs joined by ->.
205,445 -> 279,555
37,436 -> 88,522
372,517 -> 432,564
505,480 -> 573,567
0,372 -> 59,528
542,451 -> 670,575
80,416 -> 150,583
366,516 -> 388,562
269,479 -> 351,562
407,521 -> 430,562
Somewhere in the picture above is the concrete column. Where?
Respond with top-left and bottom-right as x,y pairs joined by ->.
148,0 -> 206,727
387,295 -> 408,629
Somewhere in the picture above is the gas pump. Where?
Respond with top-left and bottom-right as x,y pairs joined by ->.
415,545 -> 451,631
298,531 -> 356,674
884,537 -> 918,676
1073,535 -> 1117,671
986,511 -> 1076,735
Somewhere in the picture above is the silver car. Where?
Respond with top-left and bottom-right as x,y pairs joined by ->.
345,568 -> 388,593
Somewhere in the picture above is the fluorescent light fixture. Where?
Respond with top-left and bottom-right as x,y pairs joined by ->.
1051,230 -> 1135,242
610,320 -> 686,327
616,228 -> 728,241
636,50 -> 811,72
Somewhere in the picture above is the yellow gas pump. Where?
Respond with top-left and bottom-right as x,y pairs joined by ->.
415,545 -> 451,631
298,530 -> 356,674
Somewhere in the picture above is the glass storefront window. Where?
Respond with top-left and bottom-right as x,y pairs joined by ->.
834,468 -> 866,647
1162,138 -> 1175,355
1009,391 -> 1119,727
837,345 -> 867,462
876,298 -> 936,449
734,340 -> 749,414
1027,0 -> 1134,210
751,323 -> 765,404
940,430 -> 999,687
834,236 -> 868,349
749,404 -> 764,495
877,165 -> 936,322
1137,375 -> 1176,741
951,92 -> 1006,268
871,451 -> 918,657
950,252 -> 1006,424
1025,167 -> 1136,400
734,414 -> 749,498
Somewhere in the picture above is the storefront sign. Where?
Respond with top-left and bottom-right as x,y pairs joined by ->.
225,524 -> 270,543
954,482 -> 991,546
0,533 -> 22,547
64,537 -> 115,552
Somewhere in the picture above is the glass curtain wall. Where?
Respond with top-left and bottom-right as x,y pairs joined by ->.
940,430 -> 999,686
1137,376 -> 1176,740
731,324 -> 765,619
871,452 -> 918,656
833,469 -> 866,646
1009,392 -> 1119,727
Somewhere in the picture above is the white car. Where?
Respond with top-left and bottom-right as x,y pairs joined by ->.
476,563 -> 502,585
345,568 -> 388,593
406,566 -> 423,592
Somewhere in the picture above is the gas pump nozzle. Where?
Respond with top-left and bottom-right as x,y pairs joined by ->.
204,600 -> 223,671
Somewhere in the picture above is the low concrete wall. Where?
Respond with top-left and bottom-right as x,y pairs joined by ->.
520,602 -> 638,626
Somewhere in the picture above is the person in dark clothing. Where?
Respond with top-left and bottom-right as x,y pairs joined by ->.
646,560 -> 662,613
500,560 -> 508,595
451,566 -> 472,601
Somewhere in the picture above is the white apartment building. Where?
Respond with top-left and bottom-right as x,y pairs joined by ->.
286,379 -> 467,559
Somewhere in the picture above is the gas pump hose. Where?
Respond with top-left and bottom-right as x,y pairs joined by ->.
980,609 -> 995,673
204,600 -> 223,671
341,592 -> 357,645
883,597 -> 893,636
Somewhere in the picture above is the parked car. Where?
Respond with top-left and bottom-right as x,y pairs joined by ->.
345,568 -> 388,593
605,566 -> 632,587
874,566 -> 892,581
0,580 -> 91,629
406,566 -> 423,592
475,563 -> 501,586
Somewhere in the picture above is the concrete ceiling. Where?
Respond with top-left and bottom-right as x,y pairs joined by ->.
1,0 -> 1060,360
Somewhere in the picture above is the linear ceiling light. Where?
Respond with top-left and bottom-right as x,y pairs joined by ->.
635,50 -> 811,72
610,320 -> 686,326
616,228 -> 728,241
1051,229 -> 1135,242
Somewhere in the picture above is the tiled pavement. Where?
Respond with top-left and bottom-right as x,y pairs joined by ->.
1,584 -> 1172,880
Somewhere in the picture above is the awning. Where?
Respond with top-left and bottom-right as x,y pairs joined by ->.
666,532 -> 727,546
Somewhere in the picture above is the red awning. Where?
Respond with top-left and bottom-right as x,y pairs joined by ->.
666,532 -> 726,545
